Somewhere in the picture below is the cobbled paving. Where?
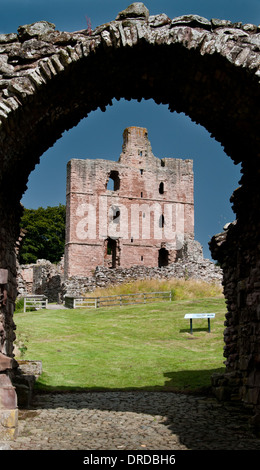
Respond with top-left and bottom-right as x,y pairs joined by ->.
3,391 -> 260,451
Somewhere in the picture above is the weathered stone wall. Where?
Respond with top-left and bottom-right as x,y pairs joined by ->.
210,216 -> 260,430
17,258 -> 64,302
0,214 -> 21,438
64,246 -> 222,297
0,2 -> 259,436
17,240 -> 222,299
65,126 -> 194,278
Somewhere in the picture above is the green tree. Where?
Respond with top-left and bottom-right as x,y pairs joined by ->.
19,205 -> 66,264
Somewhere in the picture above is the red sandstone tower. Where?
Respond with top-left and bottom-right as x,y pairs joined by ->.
64,127 -> 194,278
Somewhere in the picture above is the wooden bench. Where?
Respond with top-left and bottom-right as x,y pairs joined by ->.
184,313 -> 215,334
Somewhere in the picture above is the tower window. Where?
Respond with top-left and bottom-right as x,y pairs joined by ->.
112,206 -> 120,224
159,182 -> 164,194
106,170 -> 120,191
159,214 -> 165,228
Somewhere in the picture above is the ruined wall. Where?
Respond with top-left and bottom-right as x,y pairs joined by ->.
65,126 -> 194,277
17,240 -> 222,299
0,212 -> 21,438
210,213 -> 260,430
17,259 -> 64,302
64,240 -> 222,297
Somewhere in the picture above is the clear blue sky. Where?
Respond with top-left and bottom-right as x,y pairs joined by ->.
2,1 -> 259,259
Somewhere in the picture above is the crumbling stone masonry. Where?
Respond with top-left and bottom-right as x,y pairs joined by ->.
0,3 -> 259,437
64,242 -> 223,297
17,258 -> 64,302
17,241 -> 222,300
64,126 -> 194,277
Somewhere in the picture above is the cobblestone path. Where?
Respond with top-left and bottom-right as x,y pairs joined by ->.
2,391 -> 260,451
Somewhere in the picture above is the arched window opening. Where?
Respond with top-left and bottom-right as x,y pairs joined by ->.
3,4 -> 258,425
106,170 -> 120,191
159,182 -> 164,194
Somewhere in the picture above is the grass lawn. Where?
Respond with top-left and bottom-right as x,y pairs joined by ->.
14,295 -> 226,393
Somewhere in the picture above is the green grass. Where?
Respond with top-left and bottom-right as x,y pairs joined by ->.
14,294 -> 226,393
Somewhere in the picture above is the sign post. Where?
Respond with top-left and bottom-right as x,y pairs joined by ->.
184,313 -> 215,334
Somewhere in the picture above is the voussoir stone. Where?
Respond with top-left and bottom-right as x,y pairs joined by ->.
0,33 -> 18,44
211,18 -> 233,28
149,14 -> 171,28
116,2 -> 149,21
17,21 -> 56,42
171,14 -> 211,30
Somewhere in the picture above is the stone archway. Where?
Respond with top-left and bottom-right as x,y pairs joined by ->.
0,3 -> 260,436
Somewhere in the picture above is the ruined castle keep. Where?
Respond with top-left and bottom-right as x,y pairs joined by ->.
64,126 -> 194,277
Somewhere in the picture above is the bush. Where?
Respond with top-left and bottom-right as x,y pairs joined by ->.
15,297 -> 25,313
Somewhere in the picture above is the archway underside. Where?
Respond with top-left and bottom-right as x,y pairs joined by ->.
0,3 -> 260,437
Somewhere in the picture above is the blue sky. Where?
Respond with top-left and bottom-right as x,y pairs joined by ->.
2,1 -> 259,259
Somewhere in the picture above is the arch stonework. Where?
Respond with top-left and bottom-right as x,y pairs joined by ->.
0,2 -> 260,436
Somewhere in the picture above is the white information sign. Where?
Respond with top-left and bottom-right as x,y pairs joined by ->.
184,313 -> 215,319
184,313 -> 215,334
